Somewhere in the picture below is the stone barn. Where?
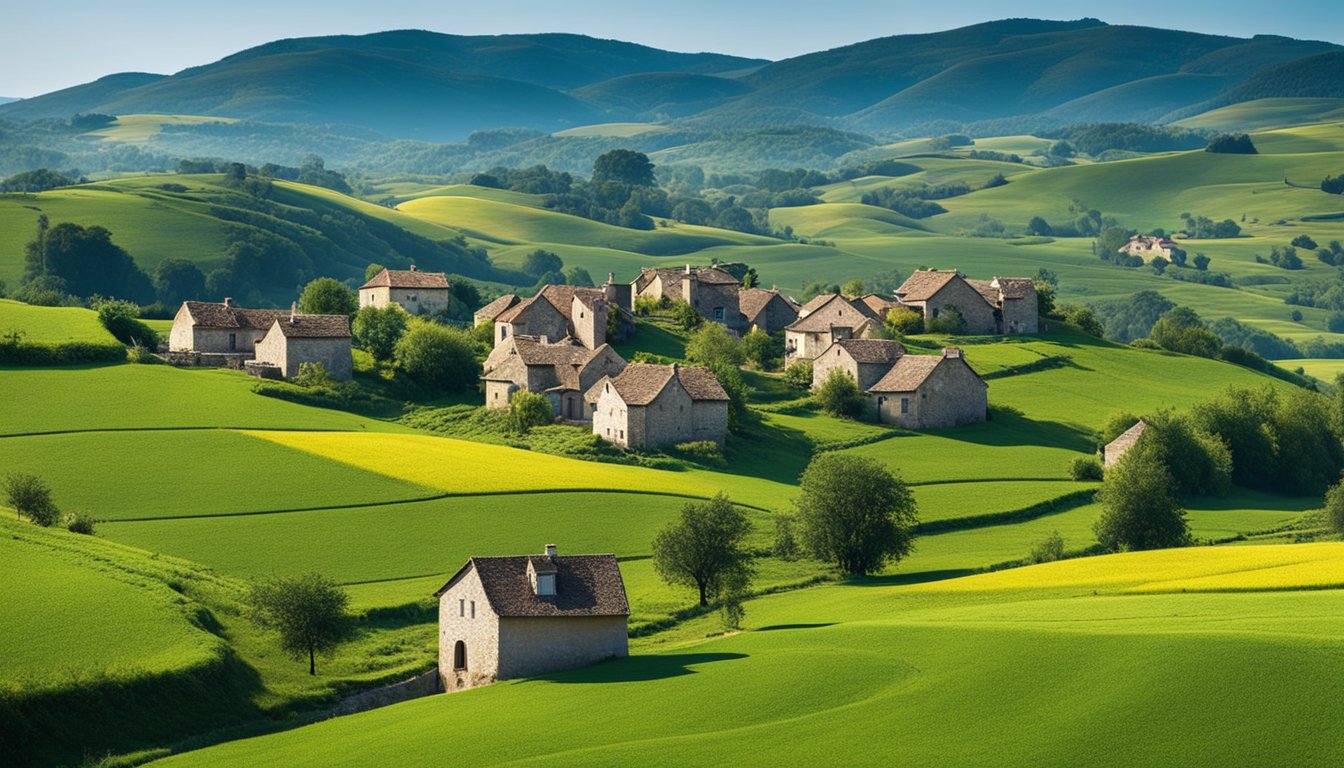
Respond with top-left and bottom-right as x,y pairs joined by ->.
586,363 -> 729,449
783,293 -> 882,363
435,544 -> 630,692
169,299 -> 288,357
481,336 -> 626,420
359,266 -> 451,316
894,269 -> 1039,335
738,287 -> 799,334
251,309 -> 353,381
868,348 -> 987,428
632,265 -> 743,329
810,338 -> 907,392
494,285 -> 608,350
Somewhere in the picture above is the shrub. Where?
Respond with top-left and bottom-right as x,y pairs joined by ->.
633,295 -> 662,316
884,307 -> 924,337
784,359 -> 813,389
1028,531 -> 1065,564
4,473 -> 61,527
685,322 -> 744,368
393,321 -> 479,393
1326,476 -> 1344,535
814,369 -> 865,419
741,329 -> 781,370
795,453 -> 918,576
94,298 -> 159,348
126,341 -> 161,364
352,304 -> 409,363
1292,234 -> 1318,250
670,440 -> 724,464
293,361 -> 339,389
1205,133 -> 1257,154
772,513 -> 800,560
65,513 -> 96,535
509,390 -> 553,433
1069,457 -> 1104,481
670,300 -> 703,331
1063,305 -> 1105,337
927,305 -> 967,334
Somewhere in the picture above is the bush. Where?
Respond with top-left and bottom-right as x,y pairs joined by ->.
685,322 -> 744,368
784,360 -> 813,390
393,321 -> 479,393
1292,234 -> 1318,250
352,304 -> 409,363
1062,305 -> 1105,337
927,305 -> 967,335
772,514 -> 800,560
1326,476 -> 1344,535
94,298 -> 159,348
126,341 -> 161,364
884,307 -> 924,337
633,295 -> 662,316
1028,531 -> 1065,564
0,332 -> 125,365
669,300 -> 703,331
509,390 -> 553,433
1205,134 -> 1257,154
4,473 -> 61,527
741,329 -> 782,370
671,440 -> 724,464
293,361 -> 339,389
1094,441 -> 1189,552
1149,306 -> 1221,358
1069,457 -> 1104,481
65,513 -> 96,535
814,368 -> 865,419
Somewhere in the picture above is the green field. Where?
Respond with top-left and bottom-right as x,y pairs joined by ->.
0,298 -> 118,344
1175,98 -> 1344,132
153,544 -> 1344,768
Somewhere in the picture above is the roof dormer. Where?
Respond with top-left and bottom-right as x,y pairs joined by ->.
527,545 -> 558,597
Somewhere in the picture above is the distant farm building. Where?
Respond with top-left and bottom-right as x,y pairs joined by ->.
436,544 -> 630,692
359,266 -> 451,316
894,269 -> 1038,335
482,336 -> 626,420
587,363 -> 730,449
168,299 -> 352,380
784,293 -> 883,363
738,287 -> 799,334
1104,420 -> 1148,468
632,266 -> 744,330
494,285 -> 609,350
811,338 -> 907,392
868,348 -> 987,428
1119,235 -> 1178,261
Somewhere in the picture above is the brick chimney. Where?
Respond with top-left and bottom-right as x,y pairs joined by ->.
223,297 -> 233,307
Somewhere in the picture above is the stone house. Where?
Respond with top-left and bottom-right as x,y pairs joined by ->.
894,269 -> 1038,335
359,266 -> 451,315
1119,235 -> 1178,261
811,338 -> 907,391
251,309 -> 353,381
1104,420 -> 1148,468
494,285 -> 608,350
783,293 -> 882,363
868,348 -> 987,428
169,299 -> 288,357
473,294 -> 519,327
435,544 -> 629,692
738,287 -> 799,334
482,336 -> 627,420
586,363 -> 729,449
632,265 -> 743,329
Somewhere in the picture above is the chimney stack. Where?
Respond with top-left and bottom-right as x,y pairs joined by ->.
685,264 -> 691,275
544,544 -> 557,558
409,264 -> 417,272
607,271 -> 615,285
290,301 -> 298,324
223,297 -> 233,307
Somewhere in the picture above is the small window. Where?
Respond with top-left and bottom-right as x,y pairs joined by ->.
501,326 -> 509,339
713,307 -> 724,321
932,307 -> 940,318
620,430 -> 625,439
470,601 -> 476,618
453,641 -> 466,671
537,573 -> 556,596
458,599 -> 465,617
901,398 -> 910,414
228,333 -> 237,351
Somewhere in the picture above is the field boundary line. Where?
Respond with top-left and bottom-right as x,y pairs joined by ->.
0,426 -> 366,439
918,488 -> 1097,535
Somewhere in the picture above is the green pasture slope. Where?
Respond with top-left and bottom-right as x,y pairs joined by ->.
155,544 -> 1344,768
0,299 -> 118,344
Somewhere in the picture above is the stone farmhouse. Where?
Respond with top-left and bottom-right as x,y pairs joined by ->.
168,299 -> 352,380
868,348 -> 987,428
435,544 -> 629,692
359,266 -> 451,315
493,284 -> 609,350
632,265 -> 744,330
810,338 -> 907,391
894,269 -> 1039,335
784,293 -> 883,363
739,287 -> 800,334
1119,235 -> 1178,261
586,363 -> 730,448
1104,420 -> 1148,468
482,336 -> 627,420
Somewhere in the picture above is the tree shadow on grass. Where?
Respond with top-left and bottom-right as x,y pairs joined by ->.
538,652 -> 748,684
931,408 -> 1094,453
756,623 -> 837,631
846,569 -> 977,587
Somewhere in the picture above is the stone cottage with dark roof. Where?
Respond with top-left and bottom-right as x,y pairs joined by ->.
359,266 -> 452,316
894,269 -> 1038,335
494,284 -> 608,350
738,287 -> 799,334
251,306 -> 353,381
435,544 -> 629,692
810,338 -> 907,391
868,348 -> 987,428
783,293 -> 883,363
633,265 -> 743,329
169,299 -> 289,357
586,363 -> 729,448
482,336 -> 626,420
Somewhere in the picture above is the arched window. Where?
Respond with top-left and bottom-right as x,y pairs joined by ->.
453,640 -> 467,670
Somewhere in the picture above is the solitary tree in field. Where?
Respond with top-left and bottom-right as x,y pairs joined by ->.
298,277 -> 358,317
249,572 -> 353,676
795,453 -> 918,576
1093,442 -> 1189,551
652,494 -> 753,606
3,473 -> 61,527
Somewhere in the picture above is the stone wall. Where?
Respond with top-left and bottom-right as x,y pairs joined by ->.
333,669 -> 442,716
572,296 -> 607,349
497,616 -> 629,680
690,400 -> 729,445
254,332 -> 353,380
752,295 -> 798,334
810,345 -> 860,389
592,384 -> 632,447
1001,295 -> 1039,335
923,280 -> 997,335
484,379 -> 517,410
688,280 -> 742,329
438,568 -> 501,692
640,377 -> 694,448
875,357 -> 986,428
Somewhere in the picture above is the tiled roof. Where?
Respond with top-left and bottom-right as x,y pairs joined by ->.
635,266 -> 739,290
857,294 -> 897,319
182,301 -> 288,330
598,362 -> 728,405
494,294 -> 541,324
538,284 -> 605,314
266,314 -> 352,339
785,295 -> 871,332
739,288 -> 795,323
474,293 -> 519,321
893,270 -> 960,301
696,267 -> 741,285
1107,420 -> 1148,451
966,278 -> 1001,305
798,293 -> 838,315
359,267 -> 450,290
512,336 -> 594,366
435,553 -> 630,618
676,365 -> 730,401
868,354 -> 943,393
831,338 -> 906,364
993,277 -> 1035,300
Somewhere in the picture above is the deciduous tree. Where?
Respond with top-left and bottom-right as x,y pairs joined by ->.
652,494 -> 753,606
795,453 -> 918,576
249,573 -> 353,676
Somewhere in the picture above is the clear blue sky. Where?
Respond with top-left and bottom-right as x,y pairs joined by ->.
1,0 -> 1341,97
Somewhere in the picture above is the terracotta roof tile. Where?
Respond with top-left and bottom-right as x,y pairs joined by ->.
965,278 -> 1001,305
739,288 -> 796,324
435,553 -> 630,618
360,267 -> 450,290
675,366 -> 730,401
598,362 -> 728,405
785,295 -> 872,333
474,293 -> 519,321
993,277 -> 1035,300
858,294 -> 897,319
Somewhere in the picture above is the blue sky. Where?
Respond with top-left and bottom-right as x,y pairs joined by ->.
1,0 -> 1340,97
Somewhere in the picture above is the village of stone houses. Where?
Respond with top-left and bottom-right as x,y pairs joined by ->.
9,12 -> 1344,767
